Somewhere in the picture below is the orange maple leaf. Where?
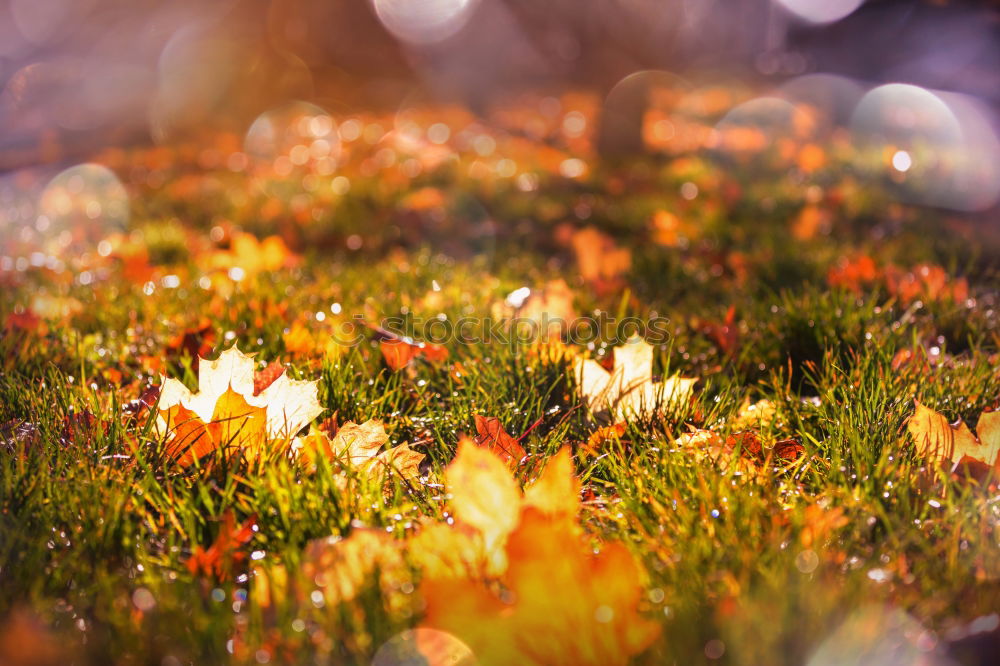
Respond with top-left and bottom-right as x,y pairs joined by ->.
473,415 -> 528,467
380,338 -> 449,371
186,510 -> 258,580
155,347 -> 323,466
421,507 -> 660,666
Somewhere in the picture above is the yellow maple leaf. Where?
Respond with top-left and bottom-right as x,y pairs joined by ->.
156,346 -> 323,465
522,446 -> 579,521
446,438 -> 522,557
575,336 -> 696,420
907,400 -> 1000,470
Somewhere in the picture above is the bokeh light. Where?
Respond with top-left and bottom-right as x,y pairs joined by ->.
37,163 -> 129,252
244,101 -> 341,167
776,73 -> 864,127
849,82 -> 999,210
712,97 -> 800,164
371,628 -> 476,666
807,605 -> 948,666
775,0 -> 865,25
372,0 -> 479,45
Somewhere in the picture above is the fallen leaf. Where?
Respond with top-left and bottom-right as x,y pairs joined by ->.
295,419 -> 424,482
516,279 -> 578,338
155,346 -> 323,466
907,400 -> 1000,471
301,530 -> 407,609
827,255 -> 878,294
575,336 -> 696,421
580,422 -> 627,459
211,232 -> 297,277
253,360 -> 286,395
446,438 -> 521,555
186,510 -> 258,580
772,438 -> 805,462
473,415 -> 527,467
522,447 -> 579,521
570,226 -> 631,287
380,338 -> 449,371
421,507 -> 660,666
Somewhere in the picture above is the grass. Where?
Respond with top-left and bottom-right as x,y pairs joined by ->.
2,91 -> 1000,665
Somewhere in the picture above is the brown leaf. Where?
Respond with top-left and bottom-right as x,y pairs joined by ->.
772,438 -> 805,462
725,431 -> 763,460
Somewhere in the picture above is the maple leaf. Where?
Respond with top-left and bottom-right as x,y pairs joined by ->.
473,415 -> 527,467
420,508 -> 660,666
446,439 -> 522,557
186,510 -> 258,580
569,226 -> 632,287
514,279 -> 578,338
580,422 -> 627,459
156,346 -> 323,466
380,338 -> 449,371
907,400 -> 1000,471
301,529 -> 408,609
210,231 -> 297,276
294,419 -> 425,482
575,336 -> 696,421
522,446 -> 579,521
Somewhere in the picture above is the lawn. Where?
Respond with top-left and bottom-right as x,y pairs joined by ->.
1,88 -> 999,665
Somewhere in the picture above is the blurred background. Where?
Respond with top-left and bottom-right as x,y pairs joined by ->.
0,0 -> 998,265
1,0 -> 997,159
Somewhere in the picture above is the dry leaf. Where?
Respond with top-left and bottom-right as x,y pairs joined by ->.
570,226 -> 632,285
907,400 -> 1000,471
522,447 -> 579,521
575,336 -> 695,420
295,419 -> 425,482
156,346 -> 323,465
301,530 -> 408,609
420,508 -> 660,666
446,438 -> 522,555
580,422 -> 627,459
210,231 -> 297,276
516,279 -> 578,338
381,338 -> 449,371
473,415 -> 527,467
186,510 -> 258,580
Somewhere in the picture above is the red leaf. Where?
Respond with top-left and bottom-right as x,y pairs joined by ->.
473,415 -> 527,467
253,361 -> 286,396
186,510 -> 259,580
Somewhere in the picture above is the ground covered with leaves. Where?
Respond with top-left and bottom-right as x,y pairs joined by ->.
2,89 -> 1000,665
